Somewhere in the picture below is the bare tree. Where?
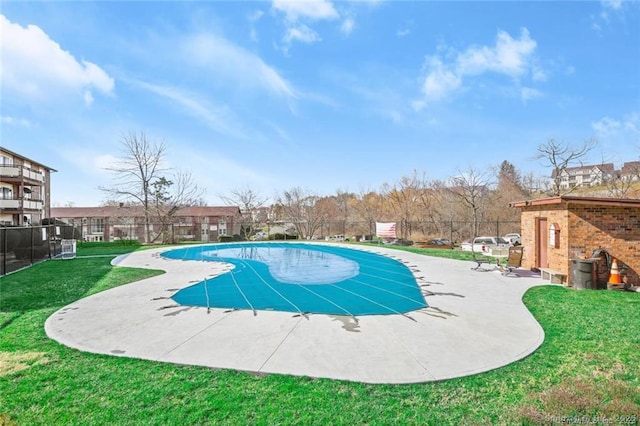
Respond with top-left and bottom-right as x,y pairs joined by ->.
151,172 -> 204,243
353,188 -> 385,237
335,189 -> 354,236
535,138 -> 597,196
381,171 -> 430,239
277,187 -> 325,239
487,160 -> 527,225
220,187 -> 267,240
315,196 -> 339,237
100,131 -> 202,243
446,167 -> 494,239
100,132 -> 167,242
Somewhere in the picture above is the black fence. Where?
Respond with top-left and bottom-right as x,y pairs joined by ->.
0,224 -> 80,276
316,220 -> 522,244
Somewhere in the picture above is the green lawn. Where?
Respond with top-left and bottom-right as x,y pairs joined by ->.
1,244 -> 638,425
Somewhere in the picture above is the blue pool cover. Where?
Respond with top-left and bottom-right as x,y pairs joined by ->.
162,243 -> 427,316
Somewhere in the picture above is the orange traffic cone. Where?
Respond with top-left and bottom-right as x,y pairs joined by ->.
608,258 -> 622,285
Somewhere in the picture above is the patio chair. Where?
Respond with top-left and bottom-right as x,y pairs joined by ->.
499,246 -> 524,277
471,251 -> 496,271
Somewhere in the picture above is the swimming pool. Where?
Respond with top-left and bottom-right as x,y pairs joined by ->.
162,243 -> 427,316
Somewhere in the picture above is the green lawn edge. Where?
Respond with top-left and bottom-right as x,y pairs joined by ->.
1,244 -> 638,425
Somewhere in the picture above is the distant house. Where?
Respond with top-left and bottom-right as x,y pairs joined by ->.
555,163 -> 615,190
51,205 -> 242,243
621,161 -> 640,182
553,162 -> 640,190
0,148 -> 57,226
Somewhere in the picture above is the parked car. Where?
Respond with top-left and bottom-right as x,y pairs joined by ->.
460,239 -> 473,251
461,236 -> 510,253
414,239 -> 454,249
503,233 -> 521,245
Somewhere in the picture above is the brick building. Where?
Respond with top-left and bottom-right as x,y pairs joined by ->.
0,148 -> 56,225
510,196 -> 640,286
51,205 -> 242,243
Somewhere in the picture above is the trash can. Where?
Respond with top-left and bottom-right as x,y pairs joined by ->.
571,259 -> 597,290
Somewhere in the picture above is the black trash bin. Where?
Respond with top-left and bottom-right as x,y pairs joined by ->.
571,259 -> 597,290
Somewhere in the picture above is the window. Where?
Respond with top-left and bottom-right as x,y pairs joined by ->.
218,219 -> 227,236
91,218 -> 104,234
0,187 -> 12,200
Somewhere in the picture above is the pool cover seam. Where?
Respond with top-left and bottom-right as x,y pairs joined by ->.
234,256 -> 305,315
166,243 -> 425,316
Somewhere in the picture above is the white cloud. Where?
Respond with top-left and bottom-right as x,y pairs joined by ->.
592,116 -> 621,135
456,29 -> 537,77
532,66 -> 548,82
419,28 -> 541,104
420,57 -> 462,102
397,20 -> 414,38
521,87 -> 543,104
135,80 -> 246,139
284,24 -> 321,44
183,33 -> 296,99
169,146 -> 277,204
249,9 -> 264,22
272,0 -> 339,22
601,0 -> 622,11
341,18 -> 355,36
592,113 -> 640,137
1,115 -> 31,127
593,0 -> 626,32
83,90 -> 94,107
92,154 -> 120,173
248,9 -> 264,42
272,0 -> 343,51
0,14 -> 114,105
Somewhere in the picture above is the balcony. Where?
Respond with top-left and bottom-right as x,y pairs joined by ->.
0,198 -> 43,211
0,165 -> 45,184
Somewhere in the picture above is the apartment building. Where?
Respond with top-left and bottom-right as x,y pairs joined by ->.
50,205 -> 242,243
0,148 -> 56,226
555,162 -> 640,190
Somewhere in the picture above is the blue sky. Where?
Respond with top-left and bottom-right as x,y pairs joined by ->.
2,0 -> 639,206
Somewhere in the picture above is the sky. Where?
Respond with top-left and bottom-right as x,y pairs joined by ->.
1,0 -> 639,207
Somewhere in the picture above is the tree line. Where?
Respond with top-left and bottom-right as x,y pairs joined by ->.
100,132 -> 638,243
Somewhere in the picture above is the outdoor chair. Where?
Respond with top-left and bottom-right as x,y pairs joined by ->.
499,246 -> 524,277
471,251 -> 496,272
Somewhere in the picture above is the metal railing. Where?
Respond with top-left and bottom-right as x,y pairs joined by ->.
0,165 -> 45,183
0,199 -> 43,210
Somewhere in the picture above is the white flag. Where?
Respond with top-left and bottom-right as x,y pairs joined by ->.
375,222 -> 396,238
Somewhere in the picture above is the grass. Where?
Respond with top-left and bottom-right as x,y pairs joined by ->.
1,243 -> 639,424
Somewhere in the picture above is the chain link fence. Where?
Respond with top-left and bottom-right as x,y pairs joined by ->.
313,220 -> 522,244
1,219 -> 522,275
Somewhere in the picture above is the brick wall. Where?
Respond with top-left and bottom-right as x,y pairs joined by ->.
517,202 -> 640,286
569,205 -> 640,285
519,204 -> 569,273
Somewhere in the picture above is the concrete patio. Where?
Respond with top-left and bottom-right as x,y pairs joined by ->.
45,244 -> 546,384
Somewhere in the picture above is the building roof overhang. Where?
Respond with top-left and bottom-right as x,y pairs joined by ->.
509,196 -> 640,209
0,147 -> 58,172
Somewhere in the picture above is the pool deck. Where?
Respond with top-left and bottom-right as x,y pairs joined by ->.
45,243 -> 546,384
